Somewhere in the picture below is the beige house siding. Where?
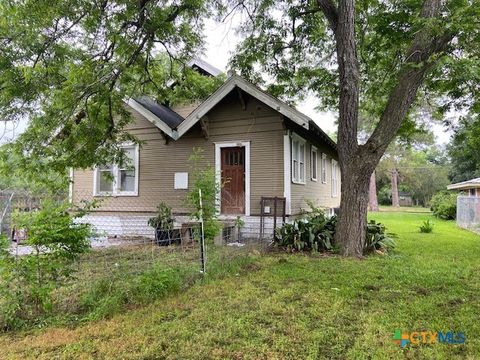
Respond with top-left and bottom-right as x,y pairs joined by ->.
290,134 -> 341,215
170,100 -> 202,118
72,94 -> 285,216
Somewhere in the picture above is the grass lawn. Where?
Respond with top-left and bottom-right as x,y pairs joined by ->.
378,205 -> 432,213
1,212 -> 479,359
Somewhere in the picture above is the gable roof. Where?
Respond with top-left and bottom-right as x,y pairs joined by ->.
125,74 -> 336,151
447,178 -> 480,190
176,75 -> 311,137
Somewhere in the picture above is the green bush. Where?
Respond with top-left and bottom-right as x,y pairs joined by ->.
275,206 -> 336,252
186,148 -> 222,242
430,191 -> 457,220
0,201 -> 93,330
274,205 -> 396,255
419,219 -> 434,233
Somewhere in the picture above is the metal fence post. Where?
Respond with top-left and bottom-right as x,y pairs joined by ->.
199,189 -> 206,274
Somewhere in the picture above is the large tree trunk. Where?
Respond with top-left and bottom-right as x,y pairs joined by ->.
335,162 -> 373,257
368,170 -> 379,211
391,168 -> 400,207
323,0 -> 451,256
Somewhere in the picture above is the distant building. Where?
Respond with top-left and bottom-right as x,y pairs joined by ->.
398,192 -> 413,207
447,178 -> 480,196
448,178 -> 480,231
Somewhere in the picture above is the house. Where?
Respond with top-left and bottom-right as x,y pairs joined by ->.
398,191 -> 413,207
447,178 -> 480,196
70,62 -> 341,238
447,178 -> 480,231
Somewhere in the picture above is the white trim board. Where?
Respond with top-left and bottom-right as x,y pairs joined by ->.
283,133 -> 292,215
215,141 -> 251,216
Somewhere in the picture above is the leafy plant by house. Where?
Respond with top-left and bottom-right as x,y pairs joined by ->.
234,216 -> 245,242
274,204 -> 337,252
430,191 -> 457,220
275,205 -> 395,255
148,202 -> 174,230
148,202 -> 176,245
419,219 -> 434,233
186,148 -> 222,242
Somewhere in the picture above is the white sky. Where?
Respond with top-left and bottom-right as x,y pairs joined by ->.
0,18 -> 453,145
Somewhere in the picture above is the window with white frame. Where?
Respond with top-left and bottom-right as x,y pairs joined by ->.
321,153 -> 327,183
291,135 -> 306,184
331,159 -> 338,197
94,144 -> 139,196
311,146 -> 318,181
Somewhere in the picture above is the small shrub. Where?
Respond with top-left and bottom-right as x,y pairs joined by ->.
186,148 -> 222,242
419,219 -> 434,233
430,191 -> 457,220
0,200 -> 93,330
364,220 -> 396,254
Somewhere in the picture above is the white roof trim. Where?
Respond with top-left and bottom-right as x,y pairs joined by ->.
176,75 -> 310,138
188,59 -> 222,77
447,177 -> 480,190
125,98 -> 178,140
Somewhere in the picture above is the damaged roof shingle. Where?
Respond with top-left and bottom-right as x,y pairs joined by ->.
133,96 -> 184,129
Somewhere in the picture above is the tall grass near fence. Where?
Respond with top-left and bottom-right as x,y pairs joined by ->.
0,238 -> 263,331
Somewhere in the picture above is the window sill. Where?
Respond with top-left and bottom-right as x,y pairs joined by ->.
292,180 -> 306,185
94,192 -> 139,197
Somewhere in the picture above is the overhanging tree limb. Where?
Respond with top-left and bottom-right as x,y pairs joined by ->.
363,0 -> 453,160
316,0 -> 339,33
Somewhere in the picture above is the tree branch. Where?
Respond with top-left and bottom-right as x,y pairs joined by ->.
362,0 -> 453,160
316,0 -> 339,33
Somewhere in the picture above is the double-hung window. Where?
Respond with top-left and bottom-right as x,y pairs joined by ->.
311,146 -> 318,181
94,144 -> 139,196
291,134 -> 306,184
331,159 -> 338,197
321,154 -> 327,183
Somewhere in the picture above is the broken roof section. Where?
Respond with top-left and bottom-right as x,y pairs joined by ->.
125,60 -> 337,151
133,96 -> 184,129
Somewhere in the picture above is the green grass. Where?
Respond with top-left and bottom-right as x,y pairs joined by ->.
1,212 -> 479,359
378,205 -> 432,213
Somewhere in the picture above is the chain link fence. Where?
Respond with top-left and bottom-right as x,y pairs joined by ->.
0,189 -> 67,237
2,187 -> 279,286
1,187 -> 279,327
456,196 -> 480,233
